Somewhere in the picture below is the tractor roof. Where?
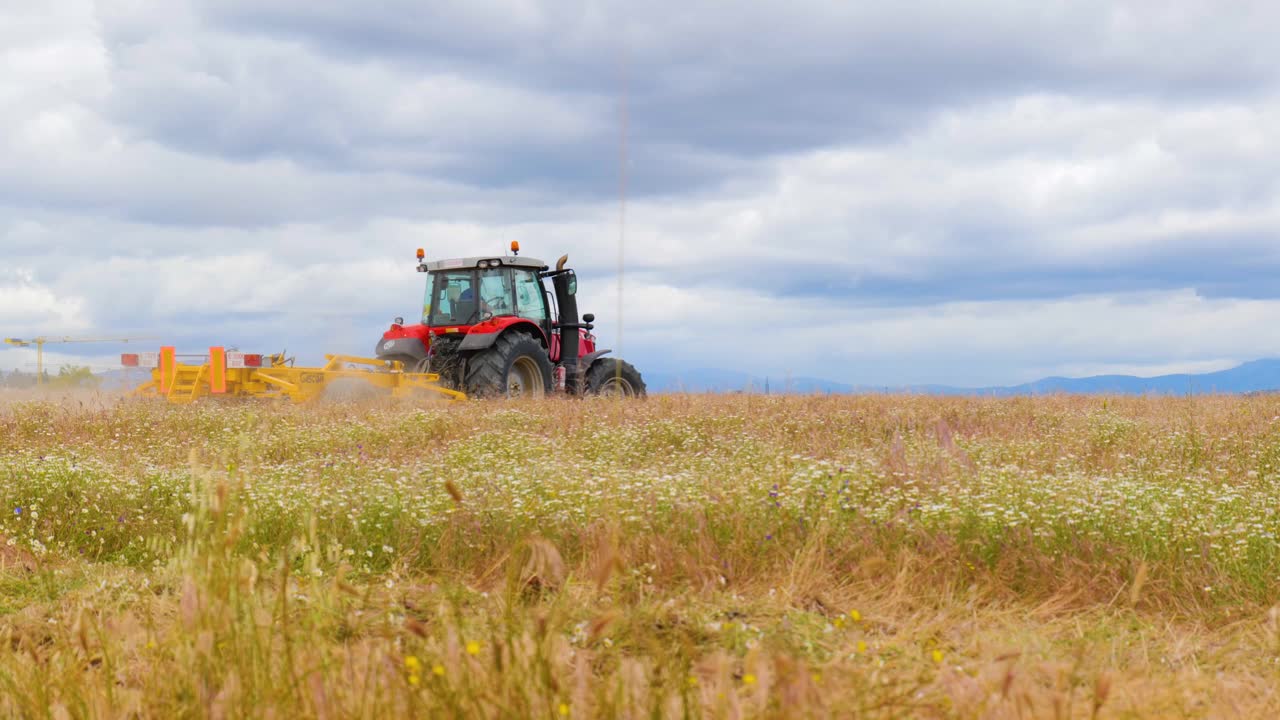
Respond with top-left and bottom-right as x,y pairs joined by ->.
424,256 -> 547,272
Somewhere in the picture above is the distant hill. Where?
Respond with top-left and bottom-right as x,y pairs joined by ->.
952,358 -> 1280,396
643,359 -> 1280,396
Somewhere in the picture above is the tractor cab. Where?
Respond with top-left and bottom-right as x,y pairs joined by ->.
421,255 -> 553,334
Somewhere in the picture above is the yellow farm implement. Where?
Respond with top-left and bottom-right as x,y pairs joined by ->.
124,347 -> 466,404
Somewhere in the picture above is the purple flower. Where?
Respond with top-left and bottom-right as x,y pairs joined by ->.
13,507 -> 21,515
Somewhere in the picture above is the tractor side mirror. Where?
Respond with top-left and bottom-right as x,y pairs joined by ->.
583,313 -> 595,323
567,271 -> 577,296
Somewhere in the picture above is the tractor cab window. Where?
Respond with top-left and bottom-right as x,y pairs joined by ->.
426,271 -> 480,325
477,267 -> 514,316
513,269 -> 548,323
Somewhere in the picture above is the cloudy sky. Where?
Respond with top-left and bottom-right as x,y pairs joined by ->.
2,0 -> 1278,386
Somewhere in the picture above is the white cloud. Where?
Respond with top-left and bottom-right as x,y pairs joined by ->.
0,270 -> 87,335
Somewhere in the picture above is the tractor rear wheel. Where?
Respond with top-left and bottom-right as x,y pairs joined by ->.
464,333 -> 554,398
584,358 -> 646,398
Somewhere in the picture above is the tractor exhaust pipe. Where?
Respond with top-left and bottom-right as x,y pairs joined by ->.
550,255 -> 581,387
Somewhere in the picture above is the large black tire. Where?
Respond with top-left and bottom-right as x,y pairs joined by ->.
464,333 -> 554,398
584,358 -> 646,398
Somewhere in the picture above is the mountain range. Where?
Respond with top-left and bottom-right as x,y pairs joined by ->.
644,359 -> 1280,396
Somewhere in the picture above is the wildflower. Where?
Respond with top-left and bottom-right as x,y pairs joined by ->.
466,641 -> 481,656
433,664 -> 445,677
856,640 -> 867,654
932,649 -> 944,664
404,656 -> 421,672
558,703 -> 570,716
13,507 -> 21,515
849,609 -> 861,622
742,673 -> 757,686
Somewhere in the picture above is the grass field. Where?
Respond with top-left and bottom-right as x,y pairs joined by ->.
1,392 -> 1279,718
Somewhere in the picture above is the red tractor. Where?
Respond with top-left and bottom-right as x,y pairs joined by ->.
374,243 -> 646,398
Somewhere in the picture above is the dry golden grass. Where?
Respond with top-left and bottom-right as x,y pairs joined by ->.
1,392 -> 1279,717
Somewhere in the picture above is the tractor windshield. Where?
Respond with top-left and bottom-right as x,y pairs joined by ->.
425,268 -> 518,325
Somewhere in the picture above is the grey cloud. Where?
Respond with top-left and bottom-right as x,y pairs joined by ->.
196,1 -> 1280,141
88,0 -> 1280,213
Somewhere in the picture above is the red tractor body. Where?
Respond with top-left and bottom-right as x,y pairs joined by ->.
375,249 -> 642,398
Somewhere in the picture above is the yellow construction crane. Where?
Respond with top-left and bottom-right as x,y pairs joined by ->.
3,336 -> 152,386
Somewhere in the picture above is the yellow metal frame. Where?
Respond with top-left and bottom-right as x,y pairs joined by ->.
132,352 -> 466,404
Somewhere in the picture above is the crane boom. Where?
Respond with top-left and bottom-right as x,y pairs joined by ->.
4,336 -> 152,386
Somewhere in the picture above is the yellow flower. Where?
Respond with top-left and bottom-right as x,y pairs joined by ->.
558,703 -> 570,716
834,618 -> 845,629
433,664 -> 446,677
931,649 -> 944,664
742,673 -> 757,686
466,641 -> 481,656
849,609 -> 862,622
686,675 -> 699,688
810,672 -> 822,684
856,640 -> 868,654
408,674 -> 421,686
404,655 -> 421,671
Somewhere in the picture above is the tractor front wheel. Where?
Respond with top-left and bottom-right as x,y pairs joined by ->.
464,333 -> 554,398
584,358 -> 647,398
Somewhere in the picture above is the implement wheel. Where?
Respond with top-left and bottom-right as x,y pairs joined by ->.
464,333 -> 553,398
585,358 -> 646,398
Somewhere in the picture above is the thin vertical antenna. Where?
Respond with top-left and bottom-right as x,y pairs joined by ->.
615,35 -> 629,386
